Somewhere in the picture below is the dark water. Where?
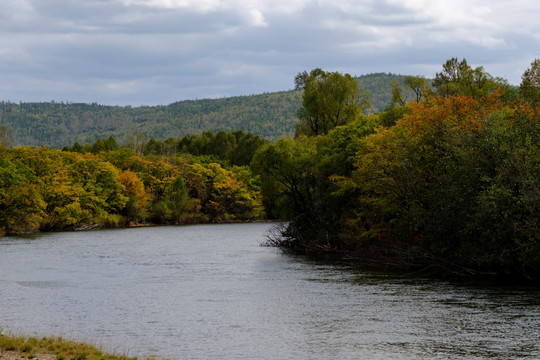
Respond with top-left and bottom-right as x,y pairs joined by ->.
0,223 -> 539,359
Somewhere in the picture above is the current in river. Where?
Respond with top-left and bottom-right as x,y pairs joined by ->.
0,223 -> 539,359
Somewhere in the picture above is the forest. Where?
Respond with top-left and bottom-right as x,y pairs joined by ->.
1,58 -> 539,280
0,73 -> 407,148
0,130 -> 268,234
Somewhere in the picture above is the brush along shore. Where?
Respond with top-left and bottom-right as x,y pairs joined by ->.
0,332 -> 163,360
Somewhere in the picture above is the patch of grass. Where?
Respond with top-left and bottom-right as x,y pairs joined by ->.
1,340 -> 16,351
0,332 -> 162,360
72,353 -> 87,360
21,343 -> 33,352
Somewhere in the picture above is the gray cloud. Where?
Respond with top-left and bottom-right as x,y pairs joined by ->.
0,0 -> 539,105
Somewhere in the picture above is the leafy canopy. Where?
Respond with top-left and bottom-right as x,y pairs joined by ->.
432,57 -> 504,99
294,68 -> 370,136
520,58 -> 540,106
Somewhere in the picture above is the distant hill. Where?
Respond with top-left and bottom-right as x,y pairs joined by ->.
0,73 -> 417,147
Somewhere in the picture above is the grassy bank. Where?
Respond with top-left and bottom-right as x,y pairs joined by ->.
0,332 -> 161,360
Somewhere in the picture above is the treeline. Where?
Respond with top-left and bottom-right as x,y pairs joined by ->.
0,73 -> 411,148
63,130 -> 268,167
0,133 -> 267,234
252,59 -> 540,279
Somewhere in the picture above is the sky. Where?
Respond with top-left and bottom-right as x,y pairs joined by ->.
0,0 -> 539,106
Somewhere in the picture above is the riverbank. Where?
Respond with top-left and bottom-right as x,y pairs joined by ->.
0,218 -> 276,237
0,332 -> 159,360
266,223 -> 540,283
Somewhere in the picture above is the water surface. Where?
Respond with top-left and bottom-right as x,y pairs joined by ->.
1,223 -> 539,359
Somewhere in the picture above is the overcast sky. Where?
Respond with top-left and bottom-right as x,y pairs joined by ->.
1,0 -> 539,105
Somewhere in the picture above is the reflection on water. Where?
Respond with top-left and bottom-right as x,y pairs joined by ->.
1,223 -> 539,360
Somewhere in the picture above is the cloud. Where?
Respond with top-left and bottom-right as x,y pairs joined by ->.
120,0 -> 221,12
0,0 -> 539,105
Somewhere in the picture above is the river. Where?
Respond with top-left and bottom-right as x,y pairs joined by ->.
0,223 -> 539,359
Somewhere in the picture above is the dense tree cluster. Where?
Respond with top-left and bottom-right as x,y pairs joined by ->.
252,58 -> 540,279
294,68 -> 370,136
0,142 -> 264,235
63,130 -> 268,167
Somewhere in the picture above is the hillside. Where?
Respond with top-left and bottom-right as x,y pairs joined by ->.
1,73 -> 414,147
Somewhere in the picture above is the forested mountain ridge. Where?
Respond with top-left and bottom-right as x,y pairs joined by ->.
0,91 -> 301,147
1,73 -> 411,147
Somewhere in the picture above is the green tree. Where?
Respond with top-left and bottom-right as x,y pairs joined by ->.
205,131 -> 236,160
252,114 -> 379,251
294,68 -> 370,136
104,136 -> 119,151
148,175 -> 191,224
379,105 -> 410,127
251,137 -> 317,219
468,104 -> 540,275
520,58 -> 540,106
390,76 -> 428,106
231,131 -> 268,166
91,139 -> 106,153
69,156 -> 128,221
165,175 -> 192,222
251,136 -> 344,250
403,75 -> 429,103
391,79 -> 406,106
143,138 -> 162,155
433,58 -> 500,99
